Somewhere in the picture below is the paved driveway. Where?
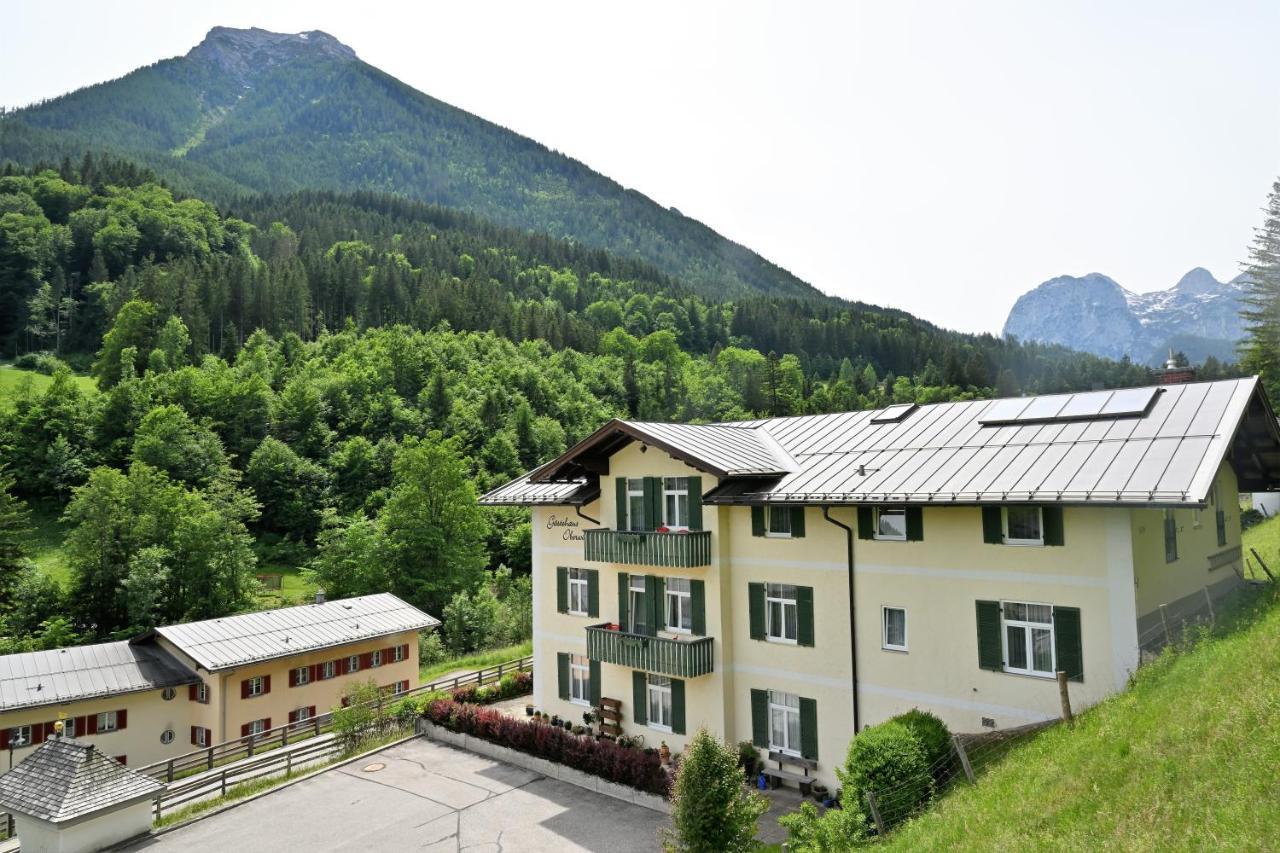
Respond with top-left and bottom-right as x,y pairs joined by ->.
125,738 -> 666,852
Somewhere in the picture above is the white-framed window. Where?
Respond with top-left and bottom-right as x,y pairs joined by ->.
568,567 -> 590,615
1003,506 -> 1044,545
245,676 -> 265,697
160,729 -> 175,745
7,725 -> 31,747
195,683 -> 209,703
320,661 -> 337,680
647,675 -> 673,730
768,691 -> 802,756
295,706 -> 312,723
765,583 -> 799,644
294,666 -> 311,686
665,577 -> 692,633
626,478 -> 646,531
371,650 -> 383,668
663,477 -> 690,529
196,727 -> 208,747
628,574 -> 647,634
392,681 -> 408,695
348,655 -> 360,673
161,687 -> 176,701
569,654 -> 591,705
62,718 -> 76,738
882,606 -> 907,651
392,645 -> 406,663
875,508 -> 908,541
97,711 -> 119,732
248,719 -> 267,737
766,506 -> 792,538
1001,601 -> 1055,677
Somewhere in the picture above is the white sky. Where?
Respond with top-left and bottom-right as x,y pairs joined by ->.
4,1 -> 1279,334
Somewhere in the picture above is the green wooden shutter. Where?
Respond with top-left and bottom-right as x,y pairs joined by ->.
750,688 -> 769,747
632,671 -> 647,725
790,506 -> 806,538
646,575 -> 665,636
857,506 -> 875,539
751,506 -> 765,536
556,567 -> 568,614
982,506 -> 1003,544
617,572 -> 629,629
799,697 -> 818,761
976,600 -> 1003,670
906,507 -> 924,541
589,659 -> 602,705
671,679 -> 686,735
1043,507 -> 1064,546
616,478 -> 628,530
691,579 -> 706,636
643,477 -> 661,530
557,652 -> 570,700
797,585 -> 815,647
586,569 -> 600,618
1053,606 -> 1083,682
687,476 -> 703,530
748,582 -> 766,640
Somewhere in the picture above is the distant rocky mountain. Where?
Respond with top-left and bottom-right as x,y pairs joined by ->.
1002,268 -> 1247,365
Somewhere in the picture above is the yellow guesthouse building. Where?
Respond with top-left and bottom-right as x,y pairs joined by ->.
482,376 -> 1280,791
0,593 -> 436,773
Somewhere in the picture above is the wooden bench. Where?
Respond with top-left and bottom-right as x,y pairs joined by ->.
762,750 -> 818,795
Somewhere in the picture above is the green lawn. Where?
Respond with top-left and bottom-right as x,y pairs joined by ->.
881,586 -> 1280,850
420,641 -> 532,684
0,364 -> 96,407
26,502 -> 72,587
1241,513 -> 1280,580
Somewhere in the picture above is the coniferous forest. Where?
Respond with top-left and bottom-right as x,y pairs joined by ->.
0,156 -> 1222,655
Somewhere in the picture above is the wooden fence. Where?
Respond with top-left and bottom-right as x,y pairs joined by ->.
136,656 -> 533,783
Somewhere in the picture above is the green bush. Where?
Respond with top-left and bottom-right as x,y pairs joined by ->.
664,729 -> 768,852
779,800 -> 867,852
890,709 -> 952,783
838,721 -> 932,832
419,631 -> 447,667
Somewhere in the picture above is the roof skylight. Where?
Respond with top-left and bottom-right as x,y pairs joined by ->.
870,403 -> 918,424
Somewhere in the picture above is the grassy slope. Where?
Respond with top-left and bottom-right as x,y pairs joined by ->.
883,518 -> 1280,851
0,364 -> 96,407
419,641 -> 532,684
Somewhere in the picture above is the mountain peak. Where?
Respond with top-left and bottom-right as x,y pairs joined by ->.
1173,267 -> 1222,295
188,26 -> 356,82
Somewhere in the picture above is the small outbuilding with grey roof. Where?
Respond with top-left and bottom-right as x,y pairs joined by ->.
0,736 -> 162,853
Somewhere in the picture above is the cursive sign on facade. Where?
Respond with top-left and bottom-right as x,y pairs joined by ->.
547,514 -> 590,541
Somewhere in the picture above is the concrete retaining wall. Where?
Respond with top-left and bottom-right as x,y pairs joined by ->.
417,721 -> 670,814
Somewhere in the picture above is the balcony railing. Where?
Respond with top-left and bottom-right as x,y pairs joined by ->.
582,529 -> 712,568
586,624 -> 715,678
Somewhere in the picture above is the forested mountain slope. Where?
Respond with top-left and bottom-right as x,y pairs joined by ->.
0,26 -> 821,301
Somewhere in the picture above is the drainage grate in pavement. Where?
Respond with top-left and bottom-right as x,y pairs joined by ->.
362,762 -> 386,773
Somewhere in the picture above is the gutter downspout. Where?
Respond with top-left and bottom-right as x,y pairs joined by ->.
574,505 -> 600,526
823,506 -> 859,732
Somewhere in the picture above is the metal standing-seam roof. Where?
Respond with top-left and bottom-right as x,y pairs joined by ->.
482,377 -> 1280,508
153,593 -> 439,671
0,737 -> 162,824
0,640 -> 198,713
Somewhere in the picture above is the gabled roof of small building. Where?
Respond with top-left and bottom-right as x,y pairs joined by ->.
0,737 -> 162,824
482,377 -> 1280,508
151,592 -> 439,671
0,638 -> 198,713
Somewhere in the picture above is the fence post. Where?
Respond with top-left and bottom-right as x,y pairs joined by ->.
1056,671 -> 1074,725
1250,547 -> 1276,582
315,717 -> 321,738
282,724 -> 289,747
167,758 -> 174,783
221,768 -> 227,796
952,735 -> 975,783
248,734 -> 255,758
865,790 -> 887,836
1159,604 -> 1171,646
1203,587 -> 1215,626
287,750 -> 293,777
207,746 -> 214,771
155,792 -> 163,821
497,662 -> 504,680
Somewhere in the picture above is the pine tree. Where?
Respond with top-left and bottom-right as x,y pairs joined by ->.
1241,179 -> 1280,400
0,468 -> 31,611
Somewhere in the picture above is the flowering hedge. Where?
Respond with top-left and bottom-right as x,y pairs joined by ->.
425,698 -> 670,797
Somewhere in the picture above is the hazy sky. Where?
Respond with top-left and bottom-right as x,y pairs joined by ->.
4,1 -> 1279,334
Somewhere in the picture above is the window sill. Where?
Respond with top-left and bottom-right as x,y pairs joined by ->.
569,698 -> 591,707
765,636 -> 799,646
999,668 -> 1056,680
648,723 -> 673,733
1002,540 -> 1044,547
873,536 -> 908,542
882,645 -> 908,653
765,533 -> 793,539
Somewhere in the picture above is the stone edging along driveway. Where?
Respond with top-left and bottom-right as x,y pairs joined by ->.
417,720 -> 671,814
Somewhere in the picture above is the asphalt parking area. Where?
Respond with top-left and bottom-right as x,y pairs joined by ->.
125,738 -> 667,852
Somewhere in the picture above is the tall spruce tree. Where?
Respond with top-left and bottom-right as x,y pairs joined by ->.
1241,179 -> 1280,400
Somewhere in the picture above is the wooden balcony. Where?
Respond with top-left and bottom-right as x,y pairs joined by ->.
585,624 -> 715,678
582,529 -> 712,568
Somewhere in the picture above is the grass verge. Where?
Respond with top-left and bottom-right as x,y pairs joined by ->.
881,585 -> 1280,850
1242,513 -> 1280,580
420,641 -> 532,684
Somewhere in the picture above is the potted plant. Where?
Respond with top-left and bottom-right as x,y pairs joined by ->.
811,782 -> 829,803
525,703 -> 535,716
551,714 -> 561,726
737,740 -> 759,780
562,719 -> 573,732
658,741 -> 671,764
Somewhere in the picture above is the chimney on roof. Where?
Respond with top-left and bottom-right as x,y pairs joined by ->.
1153,349 -> 1196,385
315,589 -> 326,605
